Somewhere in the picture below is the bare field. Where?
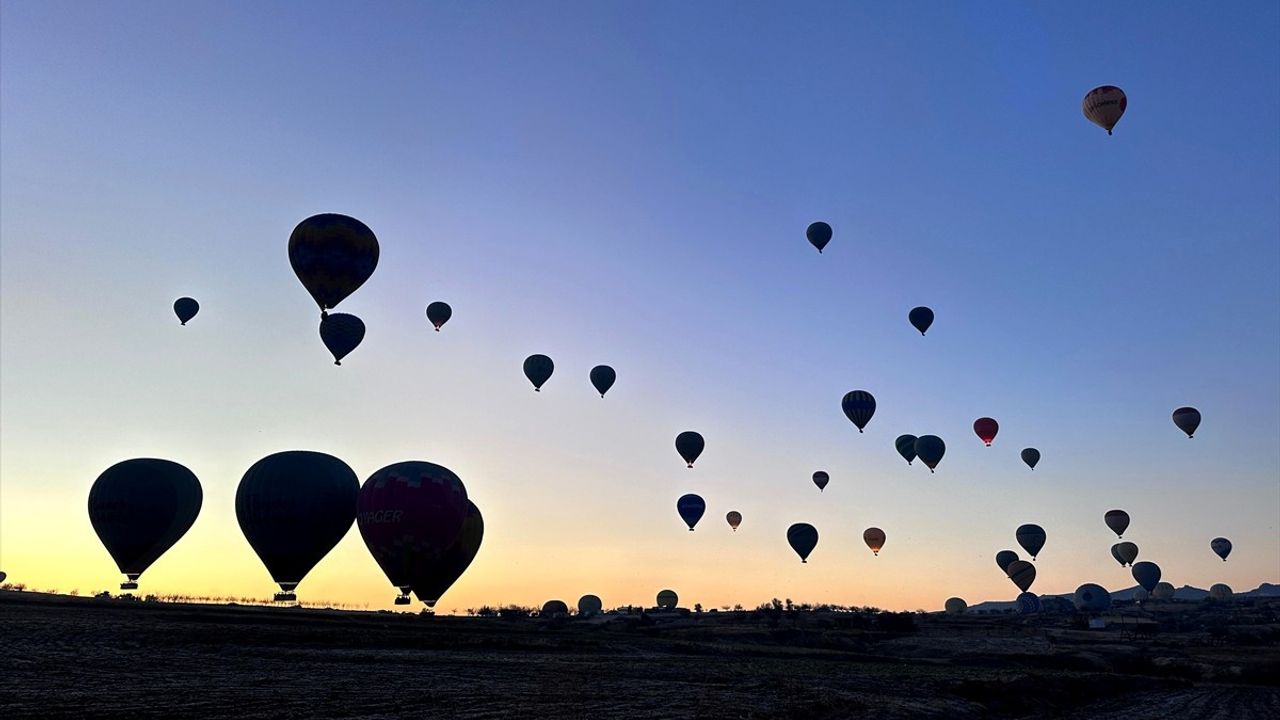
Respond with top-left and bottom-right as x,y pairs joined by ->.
2,591 -> 1277,719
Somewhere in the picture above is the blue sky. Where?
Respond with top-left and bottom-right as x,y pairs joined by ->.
2,1 -> 1277,611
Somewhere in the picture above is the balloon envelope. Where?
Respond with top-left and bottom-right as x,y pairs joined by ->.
995,550 -> 1019,574
908,306 -> 934,336
973,418 -> 998,446
1020,448 -> 1040,470
1016,592 -> 1041,615
1073,583 -> 1112,612
806,222 -> 832,253
1111,541 -> 1139,567
1131,561 -> 1161,593
944,597 -> 967,615
1210,537 -> 1232,561
1082,85 -> 1127,135
895,435 -> 918,465
675,431 -> 705,468
288,213 -> 379,311
914,435 -> 946,472
425,302 -> 452,331
725,511 -> 742,531
319,313 -> 365,365
841,391 -> 876,432
1172,406 -> 1201,438
656,589 -> 678,609
523,354 -> 554,391
1007,560 -> 1036,592
173,297 -> 199,325
541,600 -> 569,617
676,494 -> 706,531
411,500 -> 484,607
812,471 -> 829,491
1016,524 -> 1046,559
236,451 -> 359,592
1152,582 -> 1175,601
589,365 -> 616,397
1104,509 -> 1130,538
578,594 -> 603,616
863,527 -> 885,556
89,459 -> 203,583
1209,583 -> 1233,602
357,461 -> 469,594
786,523 -> 818,563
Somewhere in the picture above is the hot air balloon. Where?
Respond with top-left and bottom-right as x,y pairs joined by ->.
787,523 -> 818,563
173,297 -> 199,325
973,418 -> 998,446
88,459 -> 203,590
1104,509 -> 1130,538
1172,407 -> 1200,438
425,302 -> 452,331
1209,583 -> 1233,602
995,550 -> 1020,575
357,461 -> 469,604
812,471 -> 830,492
908,306 -> 933,336
841,391 -> 876,433
1007,560 -> 1036,592
1020,448 -> 1040,470
676,494 -> 705,531
235,451 -> 359,601
1016,592 -> 1041,614
863,527 -> 886,556
914,435 -> 945,472
589,365 -> 616,398
656,589 -> 679,609
541,600 -> 569,617
944,597 -> 967,615
288,213 -> 379,311
1111,541 -> 1139,567
1073,583 -> 1111,612
319,313 -> 365,365
1210,537 -> 1232,561
1082,85 -> 1127,135
1133,588 -> 1150,604
675,431 -> 704,468
806,222 -> 832,253
1016,524 -> 1046,560
895,435 -> 917,465
523,354 -> 554,391
0,571 -> 6,585
726,511 -> 742,531
578,594 -> 603,616
411,500 -> 484,608
1152,582 -> 1175,602
1131,561 -> 1161,593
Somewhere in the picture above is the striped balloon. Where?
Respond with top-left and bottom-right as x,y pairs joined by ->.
841,390 -> 876,432
1007,560 -> 1036,593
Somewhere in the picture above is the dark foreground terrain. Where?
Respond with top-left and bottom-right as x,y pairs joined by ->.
2,591 -> 1278,719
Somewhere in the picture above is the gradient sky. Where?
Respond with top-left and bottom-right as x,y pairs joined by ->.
2,1 -> 1277,613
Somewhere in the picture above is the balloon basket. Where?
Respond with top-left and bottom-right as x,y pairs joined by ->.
120,582 -> 138,591
273,592 -> 297,602
394,596 -> 411,606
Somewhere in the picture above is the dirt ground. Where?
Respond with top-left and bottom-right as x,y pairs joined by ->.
1,591 -> 1277,719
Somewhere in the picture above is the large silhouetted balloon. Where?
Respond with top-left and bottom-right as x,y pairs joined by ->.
908,306 -> 934,336
1021,448 -> 1040,470
676,494 -> 705,531
89,459 -> 202,589
675,431 -> 704,468
1172,407 -> 1201,438
319,313 -> 365,365
787,523 -> 818,563
914,435 -> 946,472
973,418 -> 998,446
173,297 -> 199,325
1111,541 -> 1138,567
812,471 -> 829,492
863,527 -> 885,556
578,594 -> 603,616
288,213 -> 379,311
412,500 -> 484,608
523,354 -> 554,391
236,451 -> 358,599
358,461 -> 469,602
1073,583 -> 1111,612
995,550 -> 1019,575
1104,509 -> 1130,538
425,302 -> 452,331
590,365 -> 616,398
1082,85 -> 1127,135
945,597 -> 967,615
1016,524 -> 1046,559
656,589 -> 678,609
1007,560 -> 1036,592
895,435 -> 917,465
806,222 -> 832,253
1131,561 -> 1161,593
841,391 -> 876,432
726,511 -> 742,531
1210,537 -> 1232,561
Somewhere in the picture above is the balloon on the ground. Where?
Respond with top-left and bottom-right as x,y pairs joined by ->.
1210,537 -> 1232,561
726,511 -> 742,531
425,302 -> 452,331
1007,560 -> 1036,592
1111,541 -> 1139,567
1209,583 -> 1233,602
319,313 -> 365,365
675,431 -> 705,468
589,365 -> 616,398
236,451 -> 359,598
895,435 -> 918,465
523,354 -> 554,391
787,523 -> 818,563
1152,582 -> 1175,601
412,500 -> 484,608
908,306 -> 934,336
1104,509 -> 1130,538
1131,561 -> 1161,592
944,597 -> 967,615
1082,85 -> 1127,135
914,435 -> 946,472
656,589 -> 678,609
995,550 -> 1019,575
812,471 -> 829,492
1021,448 -> 1040,470
841,391 -> 876,432
1016,592 -> 1041,614
173,297 -> 199,325
863,527 -> 886,556
806,222 -> 832,253
1016,524 -> 1046,559
676,494 -> 705,531
288,213 -> 379,311
578,594 -> 603,616
1172,406 -> 1201,438
1073,583 -> 1111,612
541,600 -> 569,617
89,459 -> 203,589
973,418 -> 998,446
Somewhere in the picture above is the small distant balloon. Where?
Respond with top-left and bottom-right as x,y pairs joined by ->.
725,511 -> 742,531
1104,509 -> 1130,538
1016,524 -> 1046,560
1111,541 -> 1139,567
1082,85 -> 1127,135
1073,583 -> 1111,612
1209,583 -> 1233,602
995,550 -> 1019,575
841,391 -> 876,433
973,418 -> 998,446
0,571 -> 6,584
786,523 -> 818,563
812,471 -> 829,492
589,365 -> 616,398
914,435 -> 946,472
675,431 -> 705,468
1020,448 -> 1040,470
425,302 -> 452,331
319,313 -> 365,365
908,306 -> 934,336
944,597 -> 967,615
895,435 -> 918,465
806,222 -> 832,253
1131,561 -> 1161,593
541,600 -> 569,617
523,354 -> 554,391
1172,407 -> 1201,438
173,297 -> 199,325
863,527 -> 886,556
578,594 -> 603,616
656,589 -> 678,609
1007,560 -> 1036,593
1210,537 -> 1232,561
676,494 -> 705,531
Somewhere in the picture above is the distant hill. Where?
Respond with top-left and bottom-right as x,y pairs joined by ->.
965,581 -> 1279,614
